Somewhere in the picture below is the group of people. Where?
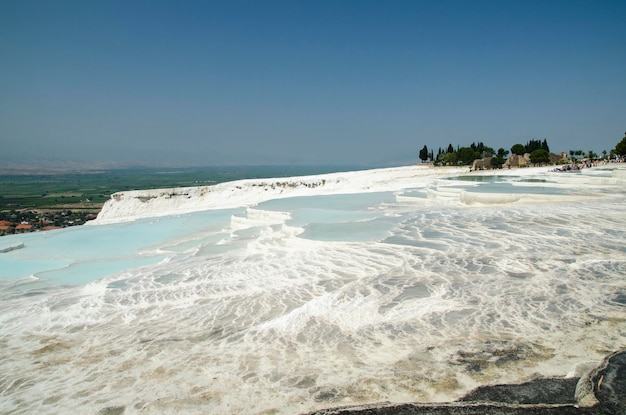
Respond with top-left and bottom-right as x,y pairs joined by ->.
552,157 -> 621,172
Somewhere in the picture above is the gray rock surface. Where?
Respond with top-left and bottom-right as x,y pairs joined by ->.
306,350 -> 625,415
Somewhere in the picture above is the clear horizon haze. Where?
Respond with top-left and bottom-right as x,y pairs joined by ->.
1,0 -> 625,167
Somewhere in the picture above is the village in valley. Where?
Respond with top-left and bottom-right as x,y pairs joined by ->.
0,210 -> 98,236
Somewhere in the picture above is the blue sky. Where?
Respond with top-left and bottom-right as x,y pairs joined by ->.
1,0 -> 625,166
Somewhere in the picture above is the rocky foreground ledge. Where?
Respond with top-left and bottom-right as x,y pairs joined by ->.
306,350 -> 625,415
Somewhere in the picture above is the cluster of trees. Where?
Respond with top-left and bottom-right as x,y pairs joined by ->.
419,139 -> 545,167
420,142 -> 504,165
419,133 -> 626,167
569,149 -> 598,160
511,139 -> 551,165
510,139 -> 549,156
568,132 -> 626,160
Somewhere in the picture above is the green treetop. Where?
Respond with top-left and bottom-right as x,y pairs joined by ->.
615,132 -> 626,156
511,144 -> 526,155
529,149 -> 550,165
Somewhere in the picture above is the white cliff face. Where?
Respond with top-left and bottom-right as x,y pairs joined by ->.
93,164 -> 624,225
92,177 -> 329,224
90,164 -> 626,225
90,166 -> 470,225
